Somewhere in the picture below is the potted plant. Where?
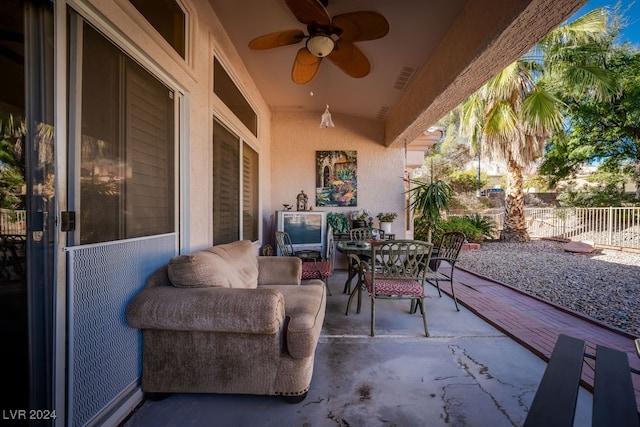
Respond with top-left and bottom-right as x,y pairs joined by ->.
350,209 -> 371,229
376,212 -> 397,234
326,212 -> 350,235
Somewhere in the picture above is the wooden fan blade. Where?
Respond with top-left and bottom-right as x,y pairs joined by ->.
332,11 -> 390,42
327,41 -> 370,78
285,0 -> 331,26
248,29 -> 305,50
292,48 -> 322,84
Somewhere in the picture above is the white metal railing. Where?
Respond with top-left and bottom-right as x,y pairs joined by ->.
451,207 -> 640,249
0,208 -> 27,235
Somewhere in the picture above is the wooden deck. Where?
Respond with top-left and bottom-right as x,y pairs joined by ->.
445,266 -> 640,407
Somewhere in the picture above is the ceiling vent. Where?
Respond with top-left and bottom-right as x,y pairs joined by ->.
393,65 -> 417,90
376,106 -> 390,120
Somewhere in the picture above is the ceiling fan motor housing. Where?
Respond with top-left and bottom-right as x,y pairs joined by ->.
306,35 -> 334,57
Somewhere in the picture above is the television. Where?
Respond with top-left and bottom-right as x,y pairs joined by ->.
276,211 -> 327,256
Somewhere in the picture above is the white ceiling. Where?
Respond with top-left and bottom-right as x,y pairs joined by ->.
208,0 -> 468,122
207,0 -> 588,147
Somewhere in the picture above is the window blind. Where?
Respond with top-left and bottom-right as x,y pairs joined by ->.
126,63 -> 175,238
242,142 -> 258,241
212,120 -> 240,245
77,23 -> 175,244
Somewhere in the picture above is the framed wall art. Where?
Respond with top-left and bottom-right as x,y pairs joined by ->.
315,150 -> 357,207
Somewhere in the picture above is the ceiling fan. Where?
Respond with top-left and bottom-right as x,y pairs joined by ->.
248,0 -> 389,84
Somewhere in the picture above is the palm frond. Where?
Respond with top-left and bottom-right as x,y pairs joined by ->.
484,100 -> 517,138
541,8 -> 608,48
564,65 -> 619,101
521,88 -> 564,134
485,62 -> 523,101
459,92 -> 485,154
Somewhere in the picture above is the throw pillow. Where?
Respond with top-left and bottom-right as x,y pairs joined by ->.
207,240 -> 259,289
167,251 -> 233,288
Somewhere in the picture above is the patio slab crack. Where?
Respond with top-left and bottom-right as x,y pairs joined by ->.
441,344 -> 529,426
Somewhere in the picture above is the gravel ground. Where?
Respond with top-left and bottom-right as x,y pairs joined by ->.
456,239 -> 640,337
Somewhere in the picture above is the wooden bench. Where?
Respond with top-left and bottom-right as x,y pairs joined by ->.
524,334 -> 640,427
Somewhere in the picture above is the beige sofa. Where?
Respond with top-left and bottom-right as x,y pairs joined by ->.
126,240 -> 326,402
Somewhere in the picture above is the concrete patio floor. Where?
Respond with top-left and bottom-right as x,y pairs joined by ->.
121,270 -> 593,426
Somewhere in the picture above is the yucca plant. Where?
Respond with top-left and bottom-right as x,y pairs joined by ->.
407,179 -> 454,242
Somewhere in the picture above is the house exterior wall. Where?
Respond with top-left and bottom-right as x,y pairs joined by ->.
55,1 -> 274,423
83,0 -> 273,252
271,111 -> 407,240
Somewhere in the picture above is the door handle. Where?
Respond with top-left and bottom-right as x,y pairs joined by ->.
60,211 -> 76,232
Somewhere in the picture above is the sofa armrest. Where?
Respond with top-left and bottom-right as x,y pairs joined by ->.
257,256 -> 301,286
127,286 -> 285,334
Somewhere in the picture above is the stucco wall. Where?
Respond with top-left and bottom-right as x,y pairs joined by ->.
271,111 -> 408,244
85,0 -> 273,252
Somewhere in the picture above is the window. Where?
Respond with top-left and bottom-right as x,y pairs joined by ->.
212,120 -> 259,245
242,142 -> 259,241
72,22 -> 175,244
130,0 -> 186,58
214,58 -> 257,137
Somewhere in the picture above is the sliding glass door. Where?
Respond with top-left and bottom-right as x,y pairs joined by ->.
0,0 -> 55,413
68,19 -> 175,246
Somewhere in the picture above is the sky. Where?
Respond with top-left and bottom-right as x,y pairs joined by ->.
577,0 -> 640,46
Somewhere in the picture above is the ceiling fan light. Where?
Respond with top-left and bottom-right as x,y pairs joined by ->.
306,35 -> 334,57
320,104 -> 335,128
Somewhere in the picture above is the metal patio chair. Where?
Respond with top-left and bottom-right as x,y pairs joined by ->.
275,229 -> 333,295
351,240 -> 433,337
343,227 -> 385,294
423,231 -> 466,311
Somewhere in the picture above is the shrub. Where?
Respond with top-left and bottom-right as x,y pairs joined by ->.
557,182 -> 638,207
432,216 -> 483,244
413,215 -> 431,242
462,213 -> 497,240
449,169 -> 488,193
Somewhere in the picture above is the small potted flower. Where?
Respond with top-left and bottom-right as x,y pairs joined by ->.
376,212 -> 397,234
350,209 -> 371,229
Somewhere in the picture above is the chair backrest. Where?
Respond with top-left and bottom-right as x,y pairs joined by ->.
370,240 -> 433,280
350,227 -> 371,241
275,231 -> 295,257
350,227 -> 385,241
436,232 -> 466,261
325,225 -> 334,265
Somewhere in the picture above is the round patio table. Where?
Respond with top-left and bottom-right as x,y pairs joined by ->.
336,240 -> 375,293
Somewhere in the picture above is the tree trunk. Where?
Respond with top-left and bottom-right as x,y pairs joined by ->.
500,158 -> 530,242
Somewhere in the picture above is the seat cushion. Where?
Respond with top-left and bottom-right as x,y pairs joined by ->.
364,273 -> 423,297
301,261 -> 332,280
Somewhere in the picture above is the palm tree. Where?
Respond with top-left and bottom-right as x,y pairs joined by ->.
460,8 -> 614,242
0,112 -> 26,210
